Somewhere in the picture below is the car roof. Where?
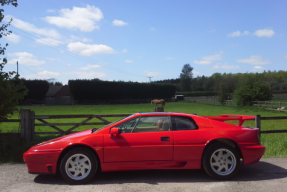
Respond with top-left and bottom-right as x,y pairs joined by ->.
134,112 -> 195,116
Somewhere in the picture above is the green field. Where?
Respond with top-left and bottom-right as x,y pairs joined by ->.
1,101 -> 287,160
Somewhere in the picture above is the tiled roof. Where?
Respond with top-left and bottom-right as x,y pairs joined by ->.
45,85 -> 63,97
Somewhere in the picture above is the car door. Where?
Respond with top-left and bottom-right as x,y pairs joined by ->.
171,115 -> 206,161
104,115 -> 173,162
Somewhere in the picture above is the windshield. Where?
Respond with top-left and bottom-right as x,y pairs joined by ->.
91,114 -> 134,133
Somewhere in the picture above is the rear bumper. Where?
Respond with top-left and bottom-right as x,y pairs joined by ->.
240,144 -> 266,165
23,150 -> 61,174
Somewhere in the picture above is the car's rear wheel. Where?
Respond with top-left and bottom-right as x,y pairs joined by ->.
60,148 -> 97,184
203,143 -> 240,180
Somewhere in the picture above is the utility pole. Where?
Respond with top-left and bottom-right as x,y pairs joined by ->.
147,76 -> 153,82
17,61 -> 18,76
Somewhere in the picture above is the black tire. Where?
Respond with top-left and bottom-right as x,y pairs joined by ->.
202,143 -> 240,180
60,148 -> 97,184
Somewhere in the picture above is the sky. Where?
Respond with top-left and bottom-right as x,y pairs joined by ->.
2,0 -> 287,84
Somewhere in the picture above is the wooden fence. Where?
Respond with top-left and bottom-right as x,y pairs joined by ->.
20,98 -> 172,106
184,97 -> 237,106
0,109 -> 131,141
1,110 -> 287,142
253,101 -> 287,112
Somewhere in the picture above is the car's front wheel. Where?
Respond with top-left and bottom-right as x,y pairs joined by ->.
203,143 -> 240,180
60,148 -> 97,184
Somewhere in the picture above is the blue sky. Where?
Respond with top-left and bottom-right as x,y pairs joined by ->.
2,0 -> 287,84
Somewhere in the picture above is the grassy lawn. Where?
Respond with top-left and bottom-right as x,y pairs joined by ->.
1,101 -> 287,160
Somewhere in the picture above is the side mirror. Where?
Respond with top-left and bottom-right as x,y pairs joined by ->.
110,127 -> 120,138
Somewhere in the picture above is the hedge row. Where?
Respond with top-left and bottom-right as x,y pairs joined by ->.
23,80 -> 49,100
176,91 -> 218,97
69,80 -> 176,100
12,79 -> 49,100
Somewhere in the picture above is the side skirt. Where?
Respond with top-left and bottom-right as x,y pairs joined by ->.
101,160 -> 201,172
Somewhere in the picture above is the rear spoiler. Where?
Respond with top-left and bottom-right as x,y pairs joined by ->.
203,114 -> 255,126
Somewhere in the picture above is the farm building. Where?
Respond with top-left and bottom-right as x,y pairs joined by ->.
45,85 -> 74,105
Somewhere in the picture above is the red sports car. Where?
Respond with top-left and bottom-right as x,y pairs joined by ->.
23,112 -> 265,184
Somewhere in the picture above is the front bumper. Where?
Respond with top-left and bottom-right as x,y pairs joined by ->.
23,150 -> 61,174
240,144 -> 266,165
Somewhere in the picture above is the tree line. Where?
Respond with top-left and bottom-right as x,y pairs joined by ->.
154,69 -> 287,94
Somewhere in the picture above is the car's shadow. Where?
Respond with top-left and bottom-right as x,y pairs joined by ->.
34,161 -> 287,185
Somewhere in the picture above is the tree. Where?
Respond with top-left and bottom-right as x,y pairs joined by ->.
179,63 -> 193,91
233,75 -> 273,106
0,0 -> 27,121
217,82 -> 229,105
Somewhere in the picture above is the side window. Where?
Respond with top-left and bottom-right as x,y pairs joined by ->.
116,117 -> 139,133
172,116 -> 198,131
133,116 -> 170,133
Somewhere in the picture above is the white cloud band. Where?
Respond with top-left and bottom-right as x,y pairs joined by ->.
67,42 -> 115,56
45,5 -> 104,32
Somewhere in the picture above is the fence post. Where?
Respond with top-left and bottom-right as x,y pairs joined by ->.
30,111 -> 35,141
20,109 -> 34,142
255,114 -> 261,138
153,107 -> 164,112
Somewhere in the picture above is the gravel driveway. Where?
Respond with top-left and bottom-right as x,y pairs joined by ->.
1,158 -> 287,192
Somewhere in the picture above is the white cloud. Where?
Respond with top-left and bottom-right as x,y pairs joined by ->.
227,29 -> 275,38
202,53 -> 223,61
38,70 -> 60,77
194,60 -> 212,65
35,38 -> 61,46
44,5 -> 103,32
9,52 -> 33,57
254,29 -> 275,37
193,71 -> 200,75
144,71 -> 161,76
8,52 -> 45,66
4,33 -> 20,43
165,57 -> 175,60
125,60 -> 133,63
47,58 -> 62,61
228,30 -> 250,37
69,35 -> 92,43
194,52 -> 223,65
112,20 -> 128,26
67,42 -> 115,56
79,64 -> 101,70
251,66 -> 265,72
236,55 -> 271,65
47,9 -> 56,13
24,70 -> 60,79
122,49 -> 128,53
150,28 -> 156,31
65,71 -> 106,79
213,63 -> 240,69
7,16 -> 61,39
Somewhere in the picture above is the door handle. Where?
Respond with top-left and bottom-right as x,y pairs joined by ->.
161,137 -> 170,141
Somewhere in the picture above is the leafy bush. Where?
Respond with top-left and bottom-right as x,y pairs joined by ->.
233,75 -> 273,106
